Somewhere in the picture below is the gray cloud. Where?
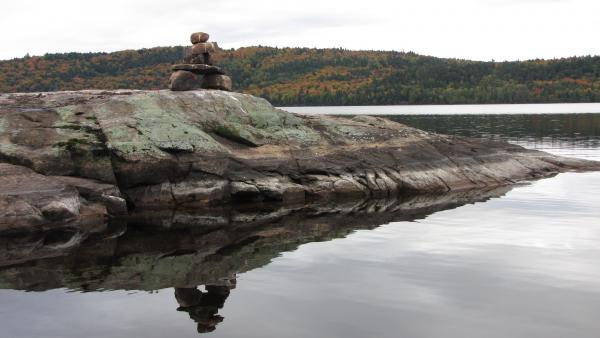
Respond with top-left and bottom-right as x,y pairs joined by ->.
0,0 -> 598,61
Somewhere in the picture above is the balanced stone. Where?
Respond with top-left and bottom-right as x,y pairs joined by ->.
190,32 -> 210,44
172,64 -> 225,75
201,74 -> 232,91
184,54 -> 212,65
190,42 -> 217,55
203,53 -> 213,65
169,70 -> 200,91
169,32 -> 231,92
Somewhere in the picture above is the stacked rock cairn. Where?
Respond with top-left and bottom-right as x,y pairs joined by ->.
169,32 -> 233,91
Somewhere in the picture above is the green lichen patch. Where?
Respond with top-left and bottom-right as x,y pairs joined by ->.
127,94 -> 227,153
214,122 -> 267,146
282,126 -> 322,146
55,106 -> 78,120
93,93 -> 230,159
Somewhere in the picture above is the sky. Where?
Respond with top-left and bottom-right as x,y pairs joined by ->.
1,0 -> 599,61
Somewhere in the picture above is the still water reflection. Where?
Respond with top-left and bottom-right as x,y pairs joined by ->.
385,113 -> 600,161
1,113 -> 600,338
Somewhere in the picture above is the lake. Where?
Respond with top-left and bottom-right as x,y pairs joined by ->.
1,105 -> 600,338
283,102 -> 600,115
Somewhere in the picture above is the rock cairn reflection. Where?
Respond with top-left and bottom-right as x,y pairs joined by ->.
169,32 -> 233,91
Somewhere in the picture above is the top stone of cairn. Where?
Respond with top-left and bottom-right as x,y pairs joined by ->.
190,32 -> 210,44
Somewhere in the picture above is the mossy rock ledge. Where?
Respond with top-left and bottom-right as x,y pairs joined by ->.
1,89 -> 599,233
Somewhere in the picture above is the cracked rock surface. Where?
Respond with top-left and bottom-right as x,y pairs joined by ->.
1,89 -> 599,233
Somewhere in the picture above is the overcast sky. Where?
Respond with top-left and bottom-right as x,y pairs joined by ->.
1,0 -> 599,61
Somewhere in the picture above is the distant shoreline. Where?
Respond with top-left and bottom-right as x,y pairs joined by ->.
282,102 -> 600,115
2,46 -> 600,106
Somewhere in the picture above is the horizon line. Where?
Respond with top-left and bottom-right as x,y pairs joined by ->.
2,45 -> 600,64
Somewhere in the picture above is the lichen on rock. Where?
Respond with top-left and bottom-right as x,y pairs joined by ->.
1,89 -> 599,235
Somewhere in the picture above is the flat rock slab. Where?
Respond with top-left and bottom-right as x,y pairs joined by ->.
1,89 -> 599,234
172,64 -> 225,75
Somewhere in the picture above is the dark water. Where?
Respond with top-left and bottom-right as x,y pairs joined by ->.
1,112 -> 600,338
386,113 -> 600,161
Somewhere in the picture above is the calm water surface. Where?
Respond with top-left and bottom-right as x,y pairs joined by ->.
1,107 -> 600,338
284,102 -> 600,115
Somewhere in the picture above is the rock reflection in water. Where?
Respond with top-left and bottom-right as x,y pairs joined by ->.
0,187 -> 512,335
175,280 -> 235,334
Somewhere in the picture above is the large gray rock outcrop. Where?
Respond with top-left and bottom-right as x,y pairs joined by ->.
1,89 -> 599,233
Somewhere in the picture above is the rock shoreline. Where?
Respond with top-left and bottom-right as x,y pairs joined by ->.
1,89 -> 599,233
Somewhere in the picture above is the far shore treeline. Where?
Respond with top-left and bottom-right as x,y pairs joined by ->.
1,46 -> 600,106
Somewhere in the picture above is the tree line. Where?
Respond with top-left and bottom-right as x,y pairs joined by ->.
1,46 -> 599,106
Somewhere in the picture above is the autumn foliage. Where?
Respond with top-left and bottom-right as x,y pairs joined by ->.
1,46 -> 600,105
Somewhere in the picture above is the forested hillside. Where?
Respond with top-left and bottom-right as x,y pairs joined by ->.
1,46 -> 600,106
